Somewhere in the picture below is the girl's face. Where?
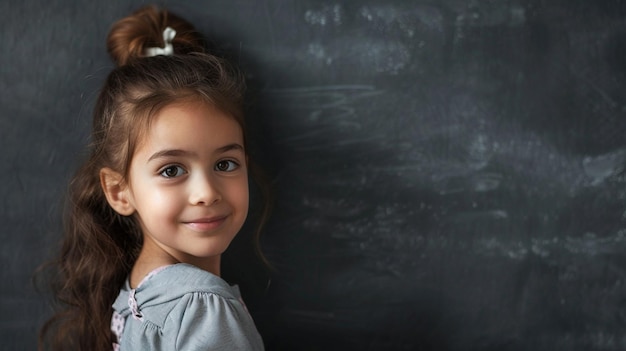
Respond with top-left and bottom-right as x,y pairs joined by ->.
122,100 -> 249,272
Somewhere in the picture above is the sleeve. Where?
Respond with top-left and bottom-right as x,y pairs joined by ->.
166,292 -> 264,351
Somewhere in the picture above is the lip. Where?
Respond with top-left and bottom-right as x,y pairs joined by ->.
183,215 -> 227,232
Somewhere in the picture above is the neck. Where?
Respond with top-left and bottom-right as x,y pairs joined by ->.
130,240 -> 222,288
185,255 -> 221,277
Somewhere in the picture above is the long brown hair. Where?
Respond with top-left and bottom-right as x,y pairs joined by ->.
38,5 -> 269,350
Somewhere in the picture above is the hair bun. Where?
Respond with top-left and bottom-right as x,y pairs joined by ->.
107,5 -> 205,66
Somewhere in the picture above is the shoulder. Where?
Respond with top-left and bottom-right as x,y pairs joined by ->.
163,274 -> 264,350
113,263 -> 237,317
113,264 -> 242,328
157,263 -> 240,298
116,264 -> 264,350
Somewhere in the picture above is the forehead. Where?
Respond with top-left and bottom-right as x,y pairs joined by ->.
137,101 -> 244,155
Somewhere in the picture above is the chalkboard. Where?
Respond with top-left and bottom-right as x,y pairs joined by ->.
2,0 -> 626,350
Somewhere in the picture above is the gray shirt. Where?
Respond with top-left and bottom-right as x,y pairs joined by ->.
112,263 -> 264,350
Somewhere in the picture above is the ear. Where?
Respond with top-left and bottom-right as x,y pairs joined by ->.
100,167 -> 135,216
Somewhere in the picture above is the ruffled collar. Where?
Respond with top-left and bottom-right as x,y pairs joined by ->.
112,263 -> 241,319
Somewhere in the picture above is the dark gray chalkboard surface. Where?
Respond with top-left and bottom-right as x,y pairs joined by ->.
2,0 -> 626,350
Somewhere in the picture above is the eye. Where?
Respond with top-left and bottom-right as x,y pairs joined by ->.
215,160 -> 239,172
159,165 -> 186,178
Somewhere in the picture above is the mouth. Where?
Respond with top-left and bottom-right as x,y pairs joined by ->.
183,216 -> 227,232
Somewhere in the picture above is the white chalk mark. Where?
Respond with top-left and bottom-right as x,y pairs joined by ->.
582,148 -> 626,186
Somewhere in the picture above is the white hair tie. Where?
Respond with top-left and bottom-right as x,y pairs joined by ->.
144,27 -> 176,57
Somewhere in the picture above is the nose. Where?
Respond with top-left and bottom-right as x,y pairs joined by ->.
188,172 -> 221,206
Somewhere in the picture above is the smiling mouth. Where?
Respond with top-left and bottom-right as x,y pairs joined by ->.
183,216 -> 227,231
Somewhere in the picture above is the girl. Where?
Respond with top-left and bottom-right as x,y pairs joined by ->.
39,5 -> 266,351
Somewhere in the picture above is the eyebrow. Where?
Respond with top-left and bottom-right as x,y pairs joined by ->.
147,143 -> 244,163
216,143 -> 245,154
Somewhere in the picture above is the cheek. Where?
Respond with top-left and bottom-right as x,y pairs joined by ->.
132,183 -> 182,216
232,178 -> 250,215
